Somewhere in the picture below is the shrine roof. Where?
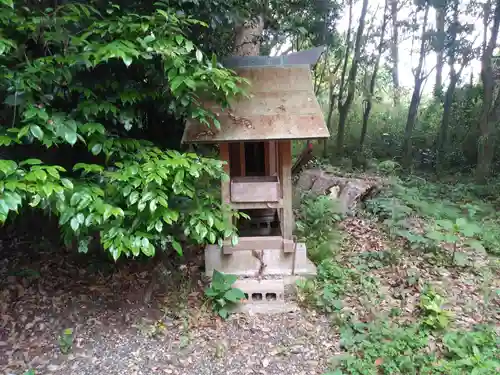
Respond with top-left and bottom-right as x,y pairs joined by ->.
182,63 -> 330,143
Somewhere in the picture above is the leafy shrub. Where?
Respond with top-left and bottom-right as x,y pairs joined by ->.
296,193 -> 343,234
58,328 -> 74,354
335,322 -> 438,375
425,218 -> 484,265
204,270 -> 245,319
479,217 -> 500,256
376,160 -> 401,175
419,286 -> 453,330
330,320 -> 499,375
295,193 -> 344,263
438,325 -> 500,374
0,2 -> 248,259
296,260 -> 353,313
350,249 -> 401,270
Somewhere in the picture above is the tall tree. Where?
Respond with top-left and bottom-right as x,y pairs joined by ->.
476,0 -> 500,182
336,0 -> 369,156
360,0 -> 390,150
434,0 -> 447,98
436,0 -> 475,171
390,0 -> 401,105
402,3 -> 431,168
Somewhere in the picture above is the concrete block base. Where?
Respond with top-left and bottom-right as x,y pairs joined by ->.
230,279 -> 299,314
204,242 -> 316,278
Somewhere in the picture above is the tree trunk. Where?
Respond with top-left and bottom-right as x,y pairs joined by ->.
360,100 -> 372,149
434,5 -> 446,98
402,5 -> 430,168
390,0 -> 400,106
436,0 -> 462,172
360,0 -> 389,150
336,0 -> 369,157
337,0 -> 354,111
476,0 -> 500,183
323,60 -> 342,158
234,16 -> 264,56
402,79 -> 423,167
436,72 -> 459,170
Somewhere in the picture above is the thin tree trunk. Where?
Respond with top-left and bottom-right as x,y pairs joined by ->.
436,0 -> 462,172
337,0 -> 354,111
434,5 -> 446,98
436,71 -> 461,170
402,5 -> 430,168
360,0 -> 389,150
390,0 -> 400,106
476,0 -> 500,183
336,0 -> 369,157
323,59 -> 343,157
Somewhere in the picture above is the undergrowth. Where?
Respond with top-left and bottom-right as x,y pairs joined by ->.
296,170 -> 499,375
330,322 -> 499,375
295,192 -> 344,264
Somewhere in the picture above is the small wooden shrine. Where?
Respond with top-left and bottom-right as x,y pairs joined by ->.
182,51 -> 329,284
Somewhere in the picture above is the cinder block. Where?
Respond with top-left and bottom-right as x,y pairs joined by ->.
229,279 -> 299,314
233,279 -> 285,304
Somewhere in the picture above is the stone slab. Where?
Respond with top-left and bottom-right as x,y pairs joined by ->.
204,242 -> 317,278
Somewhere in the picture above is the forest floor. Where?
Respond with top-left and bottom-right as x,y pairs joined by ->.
0,168 -> 499,375
0,231 -> 338,375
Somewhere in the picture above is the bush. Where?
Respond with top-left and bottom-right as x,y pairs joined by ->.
204,270 -> 245,319
295,193 -> 344,263
336,322 -> 438,375
0,2 -> 248,259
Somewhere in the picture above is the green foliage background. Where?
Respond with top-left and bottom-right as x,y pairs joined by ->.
0,0 -> 251,259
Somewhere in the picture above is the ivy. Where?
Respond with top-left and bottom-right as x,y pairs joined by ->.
0,1 -> 249,259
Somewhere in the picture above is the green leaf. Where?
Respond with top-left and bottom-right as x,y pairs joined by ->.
172,239 -> 183,255
30,125 -> 44,140
218,308 -> 229,319
204,288 -> 219,297
129,191 -> 140,205
426,231 -> 444,241
91,144 -> 103,155
1,0 -> 14,8
61,178 -> 74,189
78,239 -> 89,254
149,199 -> 157,212
185,40 -> 194,52
70,217 -> 80,231
453,252 -> 468,266
29,195 -> 41,207
20,159 -> 42,166
34,169 -> 47,181
155,221 -> 163,233
208,231 -> 216,244
142,242 -> 155,257
64,131 -> 78,145
212,269 -> 225,287
224,288 -> 245,302
195,49 -> 203,62
466,239 -> 485,252
122,55 -> 133,67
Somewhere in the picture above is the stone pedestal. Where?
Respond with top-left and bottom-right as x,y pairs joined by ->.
204,242 -> 316,278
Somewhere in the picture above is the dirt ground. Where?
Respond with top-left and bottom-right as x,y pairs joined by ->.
0,227 -> 338,375
1,214 -> 498,375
